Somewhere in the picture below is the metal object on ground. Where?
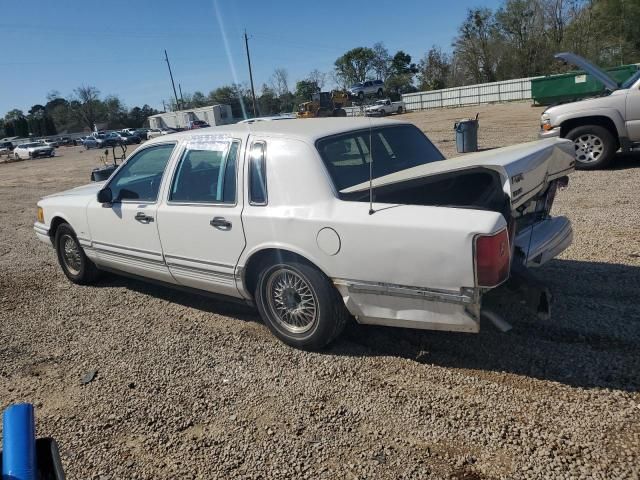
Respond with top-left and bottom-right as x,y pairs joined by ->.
454,114 -> 479,153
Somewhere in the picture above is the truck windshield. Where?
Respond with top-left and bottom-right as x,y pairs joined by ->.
316,124 -> 445,192
621,70 -> 640,89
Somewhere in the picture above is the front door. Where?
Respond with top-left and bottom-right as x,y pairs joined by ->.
626,82 -> 640,142
87,142 -> 177,283
156,136 -> 246,297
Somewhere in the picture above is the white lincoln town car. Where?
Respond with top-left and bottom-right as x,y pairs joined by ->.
34,118 -> 574,348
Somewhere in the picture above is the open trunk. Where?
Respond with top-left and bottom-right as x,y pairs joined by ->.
340,137 -> 575,218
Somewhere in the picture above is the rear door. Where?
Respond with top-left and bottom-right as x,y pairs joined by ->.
155,135 -> 246,297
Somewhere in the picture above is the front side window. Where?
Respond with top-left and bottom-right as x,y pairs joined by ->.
248,142 -> 267,205
316,125 -> 445,192
109,143 -> 175,202
170,140 -> 239,204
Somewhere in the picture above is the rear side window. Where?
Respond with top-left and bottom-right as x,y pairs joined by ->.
248,142 -> 267,205
316,125 -> 445,192
170,140 -> 239,204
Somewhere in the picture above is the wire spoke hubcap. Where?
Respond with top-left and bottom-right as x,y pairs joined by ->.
266,268 -> 318,334
61,234 -> 82,275
573,134 -> 604,163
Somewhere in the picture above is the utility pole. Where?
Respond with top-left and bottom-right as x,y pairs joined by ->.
164,49 -> 180,111
244,30 -> 258,117
162,100 -> 166,112
179,83 -> 185,109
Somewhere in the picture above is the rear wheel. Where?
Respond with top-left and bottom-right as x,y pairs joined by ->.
55,223 -> 101,285
565,125 -> 616,170
397,106 -> 403,114
255,260 -> 348,349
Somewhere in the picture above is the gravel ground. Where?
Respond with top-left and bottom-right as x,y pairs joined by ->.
1,103 -> 639,479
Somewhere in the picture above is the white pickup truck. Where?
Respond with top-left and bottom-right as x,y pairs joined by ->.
365,99 -> 405,116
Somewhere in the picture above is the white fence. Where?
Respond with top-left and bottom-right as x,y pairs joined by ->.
402,76 -> 542,112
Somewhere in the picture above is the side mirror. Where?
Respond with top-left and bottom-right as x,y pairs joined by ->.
97,187 -> 113,204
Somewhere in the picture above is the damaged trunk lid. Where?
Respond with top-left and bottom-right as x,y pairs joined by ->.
340,137 -> 575,212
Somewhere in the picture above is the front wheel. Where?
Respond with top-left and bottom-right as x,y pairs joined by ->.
565,125 -> 616,170
255,260 -> 348,349
55,223 -> 101,285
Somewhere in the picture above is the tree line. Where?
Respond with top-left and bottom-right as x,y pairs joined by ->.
2,0 -> 638,136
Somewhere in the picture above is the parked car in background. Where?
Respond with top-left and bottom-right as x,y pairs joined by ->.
113,131 -> 141,145
14,142 -> 54,159
39,138 -> 59,148
83,134 -> 118,149
0,141 -> 14,154
56,137 -> 74,146
188,120 -> 210,129
365,99 -> 405,116
34,118 -> 574,349
73,136 -> 86,146
540,52 -> 640,170
348,80 -> 384,99
133,128 -> 149,140
147,128 -> 175,140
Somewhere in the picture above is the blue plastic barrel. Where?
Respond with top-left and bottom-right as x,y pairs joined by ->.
2,404 -> 36,480
454,115 -> 479,153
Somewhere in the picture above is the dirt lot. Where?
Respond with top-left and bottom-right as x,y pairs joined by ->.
1,103 -> 639,479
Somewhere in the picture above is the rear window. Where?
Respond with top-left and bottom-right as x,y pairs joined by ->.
316,125 -> 444,192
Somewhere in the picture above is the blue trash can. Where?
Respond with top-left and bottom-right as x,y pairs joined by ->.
454,114 -> 479,153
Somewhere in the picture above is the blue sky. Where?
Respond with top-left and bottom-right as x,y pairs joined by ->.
0,0 -> 502,115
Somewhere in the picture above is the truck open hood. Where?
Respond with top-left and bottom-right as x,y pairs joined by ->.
554,52 -> 619,91
340,138 -> 575,210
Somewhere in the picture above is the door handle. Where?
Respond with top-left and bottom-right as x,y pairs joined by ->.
210,216 -> 232,229
135,212 -> 154,223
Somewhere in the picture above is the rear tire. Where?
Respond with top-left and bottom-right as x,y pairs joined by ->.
255,260 -> 348,350
565,125 -> 616,170
397,106 -> 403,114
55,223 -> 101,285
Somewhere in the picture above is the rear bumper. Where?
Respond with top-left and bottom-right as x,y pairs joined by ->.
514,216 -> 573,267
333,279 -> 481,333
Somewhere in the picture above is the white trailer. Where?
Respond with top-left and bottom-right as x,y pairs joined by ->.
148,105 -> 233,130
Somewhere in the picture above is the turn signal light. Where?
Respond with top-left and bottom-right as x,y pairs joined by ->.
474,228 -> 510,288
36,207 -> 44,223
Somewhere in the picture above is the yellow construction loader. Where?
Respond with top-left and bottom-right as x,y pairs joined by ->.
296,91 -> 351,118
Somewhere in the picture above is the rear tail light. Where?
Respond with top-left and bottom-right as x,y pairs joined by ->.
474,228 -> 510,288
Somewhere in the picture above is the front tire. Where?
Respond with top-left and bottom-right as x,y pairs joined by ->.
55,223 -> 101,285
255,260 -> 348,349
565,125 -> 616,170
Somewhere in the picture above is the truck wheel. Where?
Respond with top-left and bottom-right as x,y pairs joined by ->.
255,260 -> 348,350
334,108 -> 347,117
377,88 -> 383,97
397,106 -> 403,114
565,125 -> 616,170
55,223 -> 101,285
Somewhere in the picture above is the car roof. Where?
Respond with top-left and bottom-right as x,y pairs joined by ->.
145,117 -> 409,145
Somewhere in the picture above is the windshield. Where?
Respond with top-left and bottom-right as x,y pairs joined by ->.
621,70 -> 640,89
316,124 -> 445,192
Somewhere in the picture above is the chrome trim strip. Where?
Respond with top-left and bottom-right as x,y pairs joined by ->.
93,247 -> 166,265
164,254 -> 234,270
92,240 -> 162,257
333,279 -> 475,305
165,261 -> 235,278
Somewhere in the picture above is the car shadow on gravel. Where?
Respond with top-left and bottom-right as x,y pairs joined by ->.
610,151 -> 640,170
333,258 -> 640,392
93,274 -> 258,321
